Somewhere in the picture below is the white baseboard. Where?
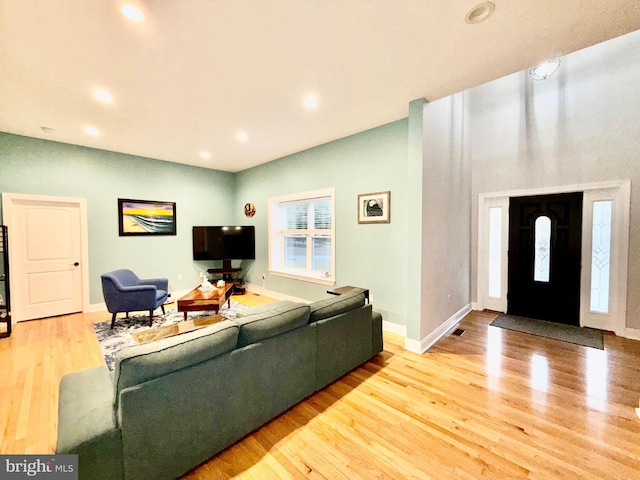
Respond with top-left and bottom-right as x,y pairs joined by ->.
624,327 -> 640,341
404,337 -> 422,353
88,302 -> 106,313
383,321 -> 407,337
404,303 -> 472,354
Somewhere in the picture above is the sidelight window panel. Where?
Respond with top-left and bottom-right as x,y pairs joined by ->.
590,201 -> 612,313
488,207 -> 502,298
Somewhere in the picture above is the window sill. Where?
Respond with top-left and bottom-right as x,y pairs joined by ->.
269,269 -> 336,286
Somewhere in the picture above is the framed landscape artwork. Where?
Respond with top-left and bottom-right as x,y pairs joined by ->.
118,198 -> 176,236
358,191 -> 390,224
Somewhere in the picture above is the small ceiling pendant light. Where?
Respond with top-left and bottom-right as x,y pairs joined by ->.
529,60 -> 561,80
465,2 -> 495,25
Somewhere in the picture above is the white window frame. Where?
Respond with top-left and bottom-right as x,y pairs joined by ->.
268,188 -> 336,286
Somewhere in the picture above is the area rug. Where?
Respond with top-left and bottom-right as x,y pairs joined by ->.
490,313 -> 604,350
93,300 -> 246,370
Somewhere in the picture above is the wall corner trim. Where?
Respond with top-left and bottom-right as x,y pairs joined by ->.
404,303 -> 472,354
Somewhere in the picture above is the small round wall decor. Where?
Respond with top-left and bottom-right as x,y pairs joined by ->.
244,203 -> 256,218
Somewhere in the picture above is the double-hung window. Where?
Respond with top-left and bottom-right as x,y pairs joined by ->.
269,188 -> 335,285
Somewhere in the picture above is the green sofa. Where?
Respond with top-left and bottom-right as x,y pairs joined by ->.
56,288 -> 383,480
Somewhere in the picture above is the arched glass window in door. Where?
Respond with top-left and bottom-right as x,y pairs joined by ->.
534,216 -> 551,282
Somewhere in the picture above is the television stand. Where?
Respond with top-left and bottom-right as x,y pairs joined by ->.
208,260 -> 240,282
207,268 -> 240,282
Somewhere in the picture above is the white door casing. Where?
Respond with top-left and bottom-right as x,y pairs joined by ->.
477,180 -> 630,336
2,193 -> 90,321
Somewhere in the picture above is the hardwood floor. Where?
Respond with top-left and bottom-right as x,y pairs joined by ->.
1,303 -> 639,478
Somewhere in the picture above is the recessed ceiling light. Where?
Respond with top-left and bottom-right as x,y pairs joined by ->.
94,89 -> 113,104
121,4 -> 144,22
303,95 -> 318,109
529,60 -> 561,80
236,132 -> 248,142
83,126 -> 99,136
200,151 -> 211,160
465,2 -> 495,24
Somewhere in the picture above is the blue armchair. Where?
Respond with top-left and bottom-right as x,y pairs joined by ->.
101,269 -> 169,328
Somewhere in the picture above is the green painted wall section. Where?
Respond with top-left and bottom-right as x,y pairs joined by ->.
234,119 -> 410,326
0,133 -> 236,304
405,98 -> 425,340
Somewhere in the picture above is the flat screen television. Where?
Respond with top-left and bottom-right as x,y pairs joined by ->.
192,226 -> 255,264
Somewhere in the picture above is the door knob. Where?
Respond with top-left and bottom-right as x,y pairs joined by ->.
73,262 -> 80,267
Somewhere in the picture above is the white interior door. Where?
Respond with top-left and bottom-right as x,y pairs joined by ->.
2,193 -> 89,321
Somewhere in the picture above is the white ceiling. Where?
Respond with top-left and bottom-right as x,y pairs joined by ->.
1,1 -> 639,173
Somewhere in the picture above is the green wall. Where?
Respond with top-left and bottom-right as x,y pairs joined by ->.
234,119 -> 410,326
0,121 -> 412,328
0,133 -> 236,304
405,99 -> 425,340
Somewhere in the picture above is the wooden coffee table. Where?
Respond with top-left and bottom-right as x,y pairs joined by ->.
177,283 -> 234,321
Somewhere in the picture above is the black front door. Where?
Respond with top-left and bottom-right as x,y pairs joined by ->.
508,192 -> 583,326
